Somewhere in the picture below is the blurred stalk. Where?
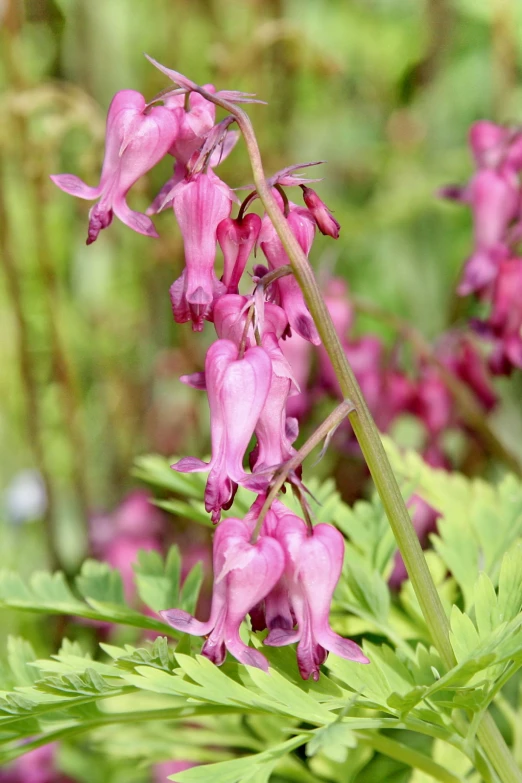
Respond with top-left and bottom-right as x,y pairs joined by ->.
31,168 -> 91,525
0,155 -> 60,570
492,0 -> 518,118
3,3 -> 91,537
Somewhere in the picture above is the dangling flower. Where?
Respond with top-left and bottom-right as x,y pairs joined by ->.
301,186 -> 340,238
250,333 -> 298,475
161,517 -> 284,670
51,90 -> 179,243
264,513 -> 368,680
169,171 -> 235,331
217,214 -> 262,293
214,294 -> 288,347
172,339 -> 272,522
259,193 -> 320,344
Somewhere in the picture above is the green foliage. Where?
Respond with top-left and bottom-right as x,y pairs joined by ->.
3,449 -> 522,780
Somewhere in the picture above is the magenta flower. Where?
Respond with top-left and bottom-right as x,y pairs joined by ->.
161,517 -> 284,670
475,260 -> 522,374
260,195 -> 320,344
217,214 -> 262,293
264,514 -> 368,680
169,171 -> 235,331
173,339 -> 272,522
457,169 -> 517,295
469,120 -> 511,169
51,90 -> 178,244
0,744 -> 74,783
90,491 -> 164,603
301,186 -> 340,238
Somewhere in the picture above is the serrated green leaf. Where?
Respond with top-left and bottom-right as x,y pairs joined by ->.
450,606 -> 480,662
133,546 -> 181,612
498,544 -> 522,623
7,637 -> 39,687
474,572 -> 500,639
76,559 -> 125,606
306,723 -> 356,763
179,562 -> 204,615
172,734 -> 308,783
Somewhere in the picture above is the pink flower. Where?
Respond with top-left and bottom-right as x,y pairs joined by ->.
173,339 -> 272,522
169,171 -> 235,331
51,90 -> 178,244
469,121 -> 511,169
161,517 -> 284,670
264,514 -> 368,680
90,491 -> 164,603
0,744 -> 74,783
217,214 -> 262,293
214,294 -> 288,347
280,332 -> 313,418
260,194 -> 320,344
301,186 -> 340,238
250,333 -> 298,475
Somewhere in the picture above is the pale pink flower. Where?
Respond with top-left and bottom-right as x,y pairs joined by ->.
173,339 -> 272,522
259,194 -> 320,344
264,514 -> 368,680
161,517 -> 284,670
217,214 -> 262,293
51,90 -> 178,243
169,171 -> 235,331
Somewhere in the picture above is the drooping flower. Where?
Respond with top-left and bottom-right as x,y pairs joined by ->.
161,517 -> 284,670
264,513 -> 368,680
280,331 -> 313,418
51,90 -> 178,244
250,333 -> 298,475
217,214 -> 262,293
148,94 -> 240,214
172,339 -> 272,522
301,186 -> 340,238
169,171 -> 235,331
259,193 -> 320,344
213,294 -> 288,347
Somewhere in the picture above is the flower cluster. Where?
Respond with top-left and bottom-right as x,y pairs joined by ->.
162,498 -> 368,680
52,59 -> 365,680
288,277 -> 497,470
441,120 -> 522,374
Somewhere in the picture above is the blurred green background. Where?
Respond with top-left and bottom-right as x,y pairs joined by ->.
1,0 -> 522,570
